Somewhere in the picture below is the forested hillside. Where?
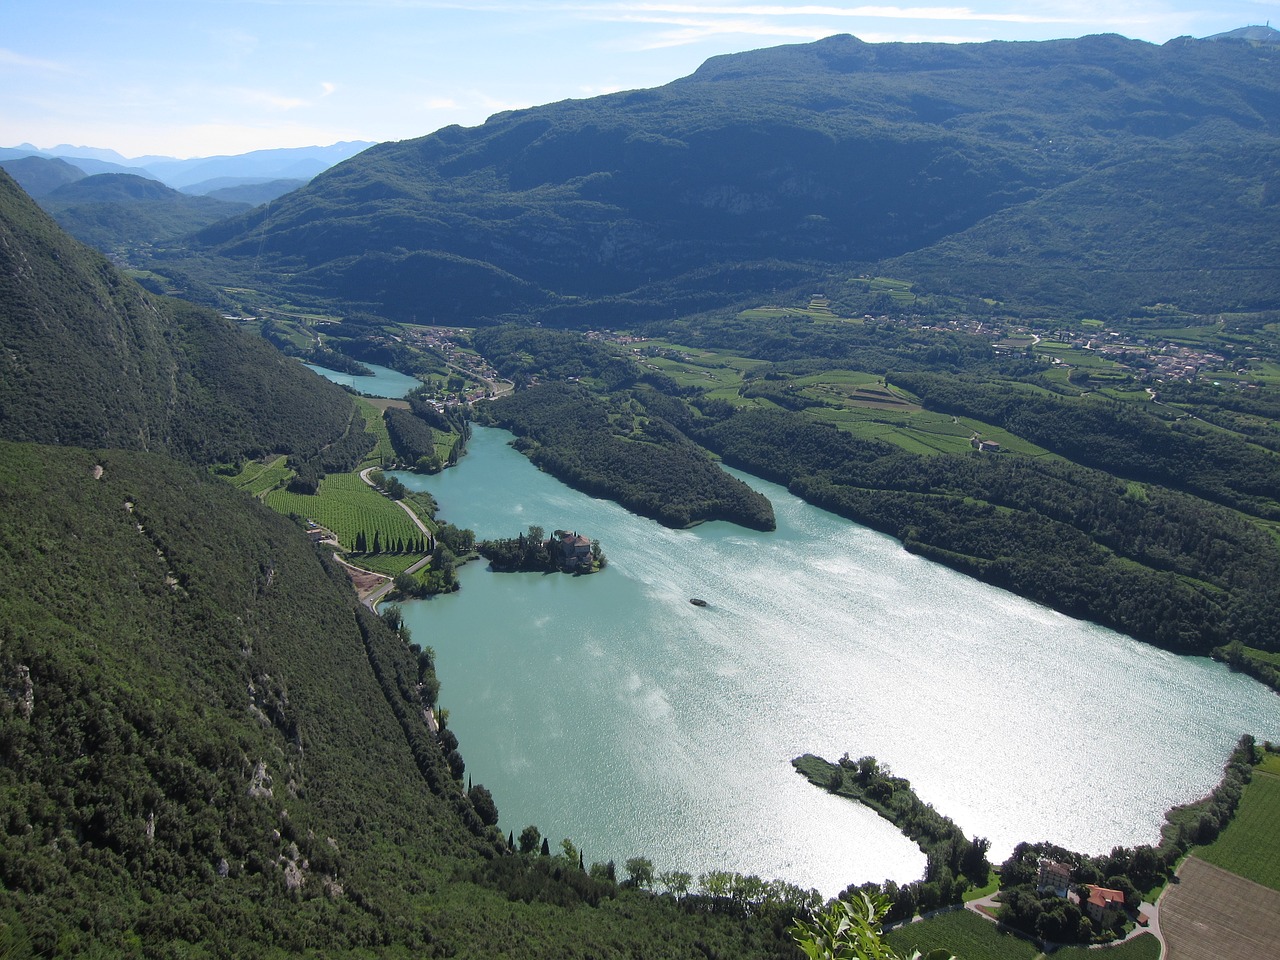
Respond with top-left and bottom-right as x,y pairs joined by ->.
184,32 -> 1279,323
38,173 -> 249,253
0,171 -> 360,470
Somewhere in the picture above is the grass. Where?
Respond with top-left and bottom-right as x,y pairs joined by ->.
964,874 -> 999,902
1193,768 -> 1280,890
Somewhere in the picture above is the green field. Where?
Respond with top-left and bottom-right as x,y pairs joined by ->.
266,472 -> 425,559
1194,769 -> 1280,890
643,338 -> 1062,458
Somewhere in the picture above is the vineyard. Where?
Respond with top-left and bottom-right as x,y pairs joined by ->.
354,397 -> 397,468
225,455 -> 293,497
266,472 -> 424,557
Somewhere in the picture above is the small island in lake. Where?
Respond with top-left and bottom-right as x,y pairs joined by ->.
477,524 -> 606,574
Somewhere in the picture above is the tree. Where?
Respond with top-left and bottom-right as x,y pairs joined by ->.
659,870 -> 692,900
468,784 -> 499,826
518,825 -> 541,854
624,856 -> 654,890
791,893 -> 956,960
560,838 -> 579,865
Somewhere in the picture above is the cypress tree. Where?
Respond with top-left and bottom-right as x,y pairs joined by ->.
372,531 -> 381,554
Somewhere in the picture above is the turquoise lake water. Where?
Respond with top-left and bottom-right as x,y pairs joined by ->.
394,426 -> 1280,896
304,360 -> 421,398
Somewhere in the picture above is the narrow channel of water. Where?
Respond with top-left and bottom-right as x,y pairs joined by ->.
304,360 -> 421,398
395,426 -> 1280,896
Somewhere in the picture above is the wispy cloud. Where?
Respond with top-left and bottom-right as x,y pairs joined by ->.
555,2 -> 1127,49
0,48 -> 72,72
232,87 -> 311,110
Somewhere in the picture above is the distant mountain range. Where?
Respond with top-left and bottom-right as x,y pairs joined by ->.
181,31 -> 1279,324
0,140 -> 375,193
0,141 -> 376,255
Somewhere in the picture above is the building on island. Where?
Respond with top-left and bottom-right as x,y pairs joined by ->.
550,531 -> 593,571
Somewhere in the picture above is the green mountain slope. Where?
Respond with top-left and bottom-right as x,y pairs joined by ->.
39,172 -> 249,254
0,170 -> 356,465
0,155 -> 86,198
0,442 -> 494,954
188,33 -> 1279,322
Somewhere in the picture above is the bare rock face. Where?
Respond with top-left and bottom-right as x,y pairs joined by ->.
248,760 -> 274,799
281,842 -> 307,894
13,665 -> 33,721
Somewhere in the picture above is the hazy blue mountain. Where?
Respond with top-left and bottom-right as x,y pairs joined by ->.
1204,24 -> 1280,43
0,154 -> 85,197
144,141 -> 375,188
182,176 -> 309,203
0,141 -> 375,190
186,32 -> 1280,323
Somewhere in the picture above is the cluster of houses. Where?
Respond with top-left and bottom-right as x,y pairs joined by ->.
1036,860 -> 1143,928
401,325 -> 510,404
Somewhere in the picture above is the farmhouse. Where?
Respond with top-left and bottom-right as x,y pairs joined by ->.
1084,885 -> 1127,924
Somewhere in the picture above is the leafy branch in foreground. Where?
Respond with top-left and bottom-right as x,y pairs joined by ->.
792,892 -> 954,960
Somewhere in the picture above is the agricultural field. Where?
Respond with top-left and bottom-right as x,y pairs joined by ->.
886,910 -> 1160,960
1160,857 -> 1280,960
637,343 -> 769,398
224,455 -> 293,498
1053,934 -> 1160,960
265,471 -> 425,561
354,397 -> 397,467
1193,768 -> 1280,890
884,909 -> 1035,960
867,276 -> 917,306
641,338 -> 1060,458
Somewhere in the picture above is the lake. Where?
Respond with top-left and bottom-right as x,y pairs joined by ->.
304,359 -> 421,398
395,426 -> 1280,896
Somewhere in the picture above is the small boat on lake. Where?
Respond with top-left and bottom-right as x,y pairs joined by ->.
690,598 -> 708,607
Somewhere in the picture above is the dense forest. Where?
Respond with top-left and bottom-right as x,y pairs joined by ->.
478,381 -> 776,531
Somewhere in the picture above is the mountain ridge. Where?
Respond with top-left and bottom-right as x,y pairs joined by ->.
181,32 -> 1280,323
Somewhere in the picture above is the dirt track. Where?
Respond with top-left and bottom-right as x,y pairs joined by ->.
1160,856 -> 1280,960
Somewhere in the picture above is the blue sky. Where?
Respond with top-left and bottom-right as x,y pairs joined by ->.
4,1 -> 1276,159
